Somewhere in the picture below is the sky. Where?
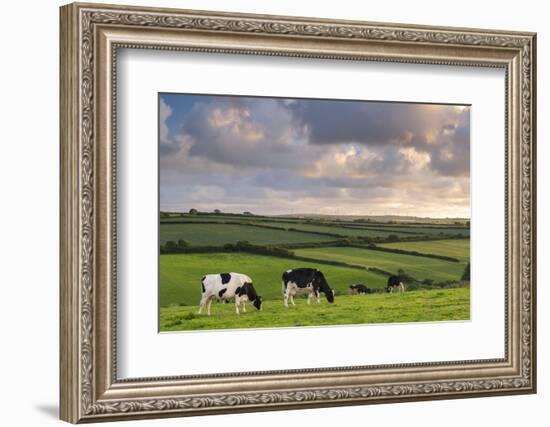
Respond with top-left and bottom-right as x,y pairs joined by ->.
159,93 -> 470,218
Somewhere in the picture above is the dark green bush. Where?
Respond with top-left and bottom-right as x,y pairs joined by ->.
461,262 -> 470,281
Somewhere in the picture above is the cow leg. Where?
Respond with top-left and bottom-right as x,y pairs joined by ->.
290,293 -> 296,306
399,283 -> 405,292
198,295 -> 208,315
235,296 -> 240,315
316,290 -> 321,304
206,296 -> 213,316
284,288 -> 291,308
307,291 -> 312,305
242,301 -> 247,313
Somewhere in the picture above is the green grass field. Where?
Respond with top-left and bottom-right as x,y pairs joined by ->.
160,223 -> 332,245
160,288 -> 470,331
160,217 -> 468,239
159,252 -> 387,307
379,238 -> 470,261
294,246 -> 467,282
344,224 -> 469,237
159,213 -> 470,332
255,221 -> 413,238
161,216 -> 249,223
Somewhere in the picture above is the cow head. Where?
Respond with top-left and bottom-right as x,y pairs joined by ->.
243,282 -> 262,310
315,270 -> 334,303
253,296 -> 262,310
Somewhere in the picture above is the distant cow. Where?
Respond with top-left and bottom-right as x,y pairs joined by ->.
282,268 -> 334,307
198,273 -> 262,315
348,284 -> 371,295
386,275 -> 405,293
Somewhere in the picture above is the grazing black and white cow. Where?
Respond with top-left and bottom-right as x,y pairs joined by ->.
386,275 -> 405,293
348,284 -> 371,295
198,273 -> 262,315
282,268 -> 334,307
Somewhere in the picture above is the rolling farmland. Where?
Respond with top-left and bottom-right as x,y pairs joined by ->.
159,223 -> 333,245
158,212 -> 470,331
250,221 -> 414,238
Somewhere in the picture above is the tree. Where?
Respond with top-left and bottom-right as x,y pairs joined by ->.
189,208 -> 198,215
164,241 -> 177,252
177,239 -> 188,248
214,209 -> 221,214
461,262 -> 470,281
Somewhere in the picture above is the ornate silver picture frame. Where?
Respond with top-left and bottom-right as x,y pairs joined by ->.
60,2 -> 536,423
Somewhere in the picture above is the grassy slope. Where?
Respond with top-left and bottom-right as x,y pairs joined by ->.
159,223 -> 331,245
159,252 -> 387,307
294,246 -> 466,282
160,288 -> 470,331
378,239 -> 470,262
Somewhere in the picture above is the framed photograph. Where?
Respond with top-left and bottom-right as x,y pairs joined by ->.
60,2 -> 537,423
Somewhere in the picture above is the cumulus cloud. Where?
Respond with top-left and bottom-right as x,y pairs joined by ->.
289,100 -> 470,176
158,94 -> 470,217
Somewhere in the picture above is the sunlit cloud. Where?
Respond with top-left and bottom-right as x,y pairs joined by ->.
159,94 -> 470,218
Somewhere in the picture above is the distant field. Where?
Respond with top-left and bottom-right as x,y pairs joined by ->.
160,288 -> 470,331
161,216 -> 253,223
379,239 -> 470,262
160,215 -> 469,238
159,223 -> 332,245
256,221 -> 413,238
159,252 -> 387,307
294,246 -> 466,282
346,224 -> 469,237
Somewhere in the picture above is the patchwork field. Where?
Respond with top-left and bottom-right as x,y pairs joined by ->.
294,246 -> 467,282
160,288 -> 470,331
160,214 -> 470,245
253,221 -> 414,238
159,213 -> 470,332
159,223 -> 332,245
344,224 -> 470,237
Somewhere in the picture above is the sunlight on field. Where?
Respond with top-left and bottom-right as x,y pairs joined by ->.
294,246 -> 467,282
379,239 -> 470,261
